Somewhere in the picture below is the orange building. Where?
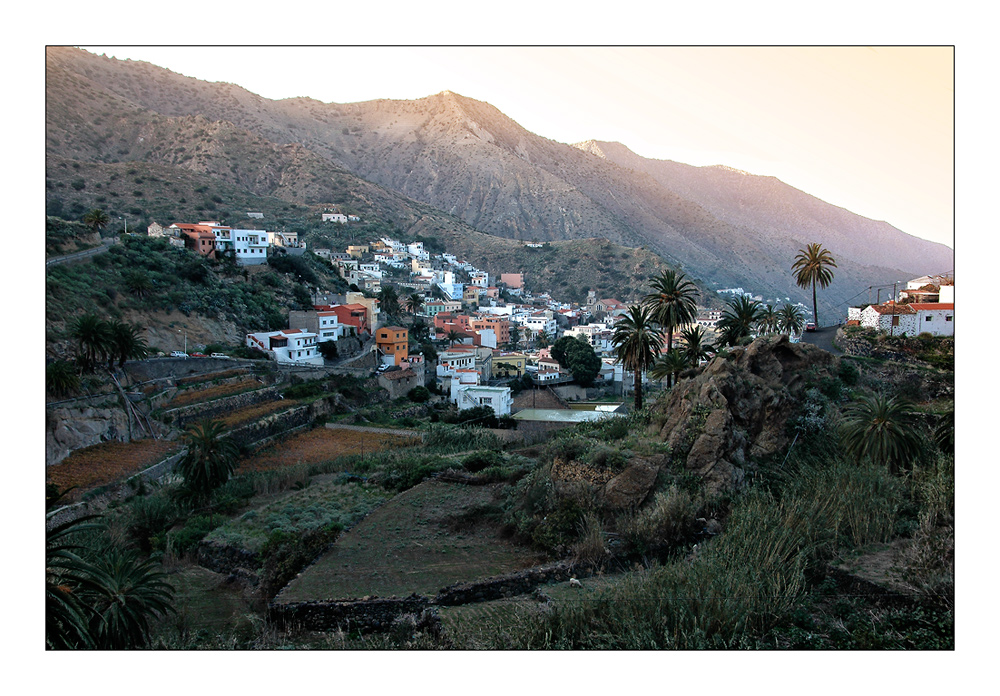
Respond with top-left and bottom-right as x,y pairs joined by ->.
470,316 -> 510,345
376,326 -> 409,366
170,222 -> 222,259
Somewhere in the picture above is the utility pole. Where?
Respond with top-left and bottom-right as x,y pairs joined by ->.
890,281 -> 898,337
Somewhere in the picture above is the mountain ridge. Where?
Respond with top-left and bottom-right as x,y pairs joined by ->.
46,47 -> 953,315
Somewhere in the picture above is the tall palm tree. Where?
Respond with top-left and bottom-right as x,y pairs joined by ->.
716,296 -> 762,347
643,270 -> 700,352
612,305 -> 664,411
650,348 -> 688,388
107,320 -> 148,368
535,329 -> 552,349
678,326 -> 714,366
82,208 -> 110,234
405,292 -> 425,317
509,325 -> 522,351
69,313 -> 111,373
756,304 -> 780,335
86,548 -> 175,649
792,243 -> 837,328
840,394 -> 922,474
778,303 -> 806,337
377,286 -> 401,321
176,420 -> 239,506
446,329 -> 462,348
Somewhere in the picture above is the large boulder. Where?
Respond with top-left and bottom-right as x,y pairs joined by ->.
650,335 -> 836,494
46,406 -> 132,467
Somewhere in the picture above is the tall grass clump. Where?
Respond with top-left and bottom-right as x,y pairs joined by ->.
620,485 -> 700,556
423,424 -> 502,454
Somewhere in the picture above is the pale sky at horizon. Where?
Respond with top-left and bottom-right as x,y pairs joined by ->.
81,46 -> 954,250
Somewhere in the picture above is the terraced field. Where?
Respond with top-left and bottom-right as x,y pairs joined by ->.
237,427 -> 419,473
275,480 -> 543,602
46,438 -> 181,499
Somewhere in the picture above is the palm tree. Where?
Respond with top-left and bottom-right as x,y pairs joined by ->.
46,515 -> 105,649
107,320 -> 149,368
535,329 -> 552,349
678,326 -> 714,366
86,548 -> 175,649
716,296 -> 762,347
778,303 -> 806,337
509,325 -> 522,351
840,393 -> 922,474
649,348 -> 688,388
176,420 -> 239,506
792,243 -> 837,328
405,292 -> 425,317
643,270 -> 700,352
756,304 -> 780,335
123,271 -> 153,298
446,329 -> 462,348
611,305 -> 664,411
69,313 -> 111,373
377,286 -> 401,321
82,208 -> 110,234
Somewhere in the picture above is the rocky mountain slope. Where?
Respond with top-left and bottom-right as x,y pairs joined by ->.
46,47 -> 953,315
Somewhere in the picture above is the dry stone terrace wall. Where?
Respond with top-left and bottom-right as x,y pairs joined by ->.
268,596 -> 431,633
166,383 -> 285,429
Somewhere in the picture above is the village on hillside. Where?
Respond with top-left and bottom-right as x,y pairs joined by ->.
144,211 -> 955,429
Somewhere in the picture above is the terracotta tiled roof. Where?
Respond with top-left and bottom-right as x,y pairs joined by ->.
381,370 -> 417,381
871,303 -> 916,315
908,303 -> 954,311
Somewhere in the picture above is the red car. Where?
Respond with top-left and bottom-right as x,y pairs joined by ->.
805,322 -> 816,332
190,352 -> 207,357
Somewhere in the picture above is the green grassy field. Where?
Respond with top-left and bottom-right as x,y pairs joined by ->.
275,480 -> 543,602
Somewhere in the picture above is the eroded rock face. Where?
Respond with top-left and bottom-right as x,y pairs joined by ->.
650,335 -> 836,494
46,406 -> 132,467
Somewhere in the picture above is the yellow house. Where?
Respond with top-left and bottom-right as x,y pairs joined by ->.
492,352 -> 528,377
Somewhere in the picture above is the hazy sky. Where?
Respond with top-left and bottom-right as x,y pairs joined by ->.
82,46 -> 953,249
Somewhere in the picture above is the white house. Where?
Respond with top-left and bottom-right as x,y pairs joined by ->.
246,329 -> 323,365
910,303 -> 955,337
316,310 -> 346,343
247,212 -> 264,219
470,271 -> 490,288
859,302 -> 919,335
216,228 -> 269,265
322,212 -> 348,223
437,349 -> 477,383
451,376 -> 513,416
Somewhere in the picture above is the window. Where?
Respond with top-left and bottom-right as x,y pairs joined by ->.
945,316 -> 953,322
926,316 -> 933,321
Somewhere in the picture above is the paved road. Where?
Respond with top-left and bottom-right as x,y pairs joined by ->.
797,325 -> 843,356
45,237 -> 117,267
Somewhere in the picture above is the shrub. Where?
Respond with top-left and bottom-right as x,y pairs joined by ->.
126,494 -> 178,552
462,450 -> 504,473
621,486 -> 700,555
166,514 -> 221,557
407,386 -> 431,403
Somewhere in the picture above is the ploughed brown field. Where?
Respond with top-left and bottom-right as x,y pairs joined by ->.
237,427 -> 420,473
47,439 -> 182,499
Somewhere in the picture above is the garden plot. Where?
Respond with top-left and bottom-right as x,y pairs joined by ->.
204,478 -> 391,553
47,438 -> 181,499
275,480 -> 543,603
237,427 -> 419,473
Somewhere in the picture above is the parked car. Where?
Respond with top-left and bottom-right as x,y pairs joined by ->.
209,353 -> 230,359
170,351 -> 189,358
805,322 -> 816,332
190,352 -> 207,358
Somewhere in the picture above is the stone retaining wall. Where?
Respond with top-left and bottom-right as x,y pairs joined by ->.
166,383 -> 285,429
46,450 -> 186,529
268,595 -> 430,633
196,539 -> 261,582
432,562 -> 584,606
835,329 -> 923,365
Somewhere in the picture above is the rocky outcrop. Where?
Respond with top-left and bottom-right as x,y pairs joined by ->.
46,405 -> 132,467
651,335 -> 836,494
602,459 -> 659,509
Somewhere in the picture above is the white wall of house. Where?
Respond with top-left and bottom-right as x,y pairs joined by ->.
914,307 -> 955,336
453,383 -> 513,416
940,285 -> 954,304
245,330 -> 324,365
859,307 -> 919,335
